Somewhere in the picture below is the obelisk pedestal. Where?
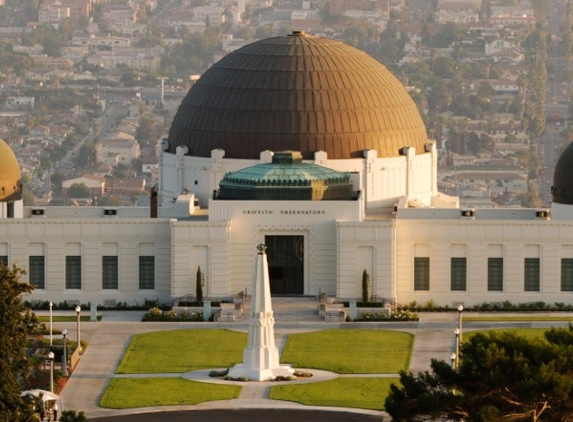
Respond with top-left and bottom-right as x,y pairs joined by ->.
228,244 -> 295,381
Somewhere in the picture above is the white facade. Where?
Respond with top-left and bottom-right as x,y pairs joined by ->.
0,214 -> 171,305
193,6 -> 223,26
2,139 -> 572,310
38,4 -> 70,24
158,143 -> 446,211
96,138 -> 140,165
5,191 -> 573,309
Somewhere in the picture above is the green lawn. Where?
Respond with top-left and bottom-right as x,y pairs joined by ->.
102,328 -> 413,411
269,377 -> 397,411
464,316 -> 573,322
116,329 -> 247,373
281,329 -> 412,373
100,378 -> 241,409
38,316 -> 97,322
466,327 -> 554,341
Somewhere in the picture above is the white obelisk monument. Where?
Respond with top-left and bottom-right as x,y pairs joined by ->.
228,244 -> 295,381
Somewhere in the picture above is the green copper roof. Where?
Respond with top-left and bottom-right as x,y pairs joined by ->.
223,152 -> 349,185
218,151 -> 354,200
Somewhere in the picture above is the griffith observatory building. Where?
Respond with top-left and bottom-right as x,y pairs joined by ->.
3,31 -> 573,308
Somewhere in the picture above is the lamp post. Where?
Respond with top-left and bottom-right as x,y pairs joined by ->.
450,352 -> 456,368
75,305 -> 81,351
48,351 -> 55,393
454,328 -> 460,369
49,301 -> 53,347
457,304 -> 464,344
62,329 -> 68,377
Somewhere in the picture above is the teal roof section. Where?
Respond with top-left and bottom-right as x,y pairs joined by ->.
218,151 -> 355,200
223,152 -> 349,186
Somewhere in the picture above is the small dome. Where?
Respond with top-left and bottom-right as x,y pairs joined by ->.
218,151 -> 354,200
0,138 -> 22,202
167,32 -> 428,160
552,142 -> 573,205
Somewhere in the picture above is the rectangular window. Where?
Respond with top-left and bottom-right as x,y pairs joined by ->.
0,255 -> 7,266
102,256 -> 118,289
524,258 -> 540,291
488,258 -> 503,291
414,257 -> 430,290
29,256 -> 45,289
561,258 -> 573,291
66,256 -> 82,289
139,256 -> 155,290
451,257 -> 467,291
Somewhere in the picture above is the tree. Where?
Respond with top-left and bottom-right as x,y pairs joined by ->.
22,186 -> 36,206
361,270 -> 370,302
196,266 -> 204,303
75,143 -> 96,168
67,183 -> 90,198
50,173 -> 65,196
385,327 -> 573,421
431,22 -> 463,48
59,410 -> 88,422
0,264 -> 39,422
135,115 -> 156,145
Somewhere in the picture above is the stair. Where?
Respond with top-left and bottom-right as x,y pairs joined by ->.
238,296 -> 322,323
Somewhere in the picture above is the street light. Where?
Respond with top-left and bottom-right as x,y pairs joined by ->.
62,329 -> 68,377
75,305 -> 81,351
48,351 -> 55,393
457,304 -> 464,344
49,301 -> 53,347
454,328 -> 460,369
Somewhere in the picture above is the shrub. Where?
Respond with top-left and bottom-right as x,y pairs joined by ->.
209,369 -> 229,377
148,307 -> 163,317
355,310 -> 419,322
142,308 -> 204,321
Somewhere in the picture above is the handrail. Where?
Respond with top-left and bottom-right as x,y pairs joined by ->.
171,294 -> 195,306
369,295 -> 400,310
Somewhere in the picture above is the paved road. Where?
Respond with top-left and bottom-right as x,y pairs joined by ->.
89,409 -> 384,422
49,306 -> 573,421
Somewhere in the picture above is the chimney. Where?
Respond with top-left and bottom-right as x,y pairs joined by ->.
150,186 -> 158,218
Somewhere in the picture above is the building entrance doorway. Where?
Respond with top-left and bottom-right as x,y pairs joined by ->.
265,235 -> 304,295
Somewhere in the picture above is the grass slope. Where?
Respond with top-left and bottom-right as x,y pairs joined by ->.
281,329 -> 413,373
269,378 -> 398,411
100,378 -> 240,409
116,329 -> 247,373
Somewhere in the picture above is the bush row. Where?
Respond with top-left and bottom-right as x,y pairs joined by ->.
400,300 -> 573,312
142,307 -> 204,321
354,310 -> 419,322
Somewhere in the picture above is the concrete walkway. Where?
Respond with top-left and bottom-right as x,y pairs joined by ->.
51,304 -> 572,420
58,317 -> 399,419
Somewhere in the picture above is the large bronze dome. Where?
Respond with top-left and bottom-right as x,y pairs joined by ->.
167,31 -> 428,160
552,141 -> 573,205
0,138 -> 22,202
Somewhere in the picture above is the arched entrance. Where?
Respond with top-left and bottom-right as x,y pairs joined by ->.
265,235 -> 304,295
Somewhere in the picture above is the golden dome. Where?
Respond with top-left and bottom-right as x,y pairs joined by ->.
167,31 -> 428,160
0,138 -> 22,201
